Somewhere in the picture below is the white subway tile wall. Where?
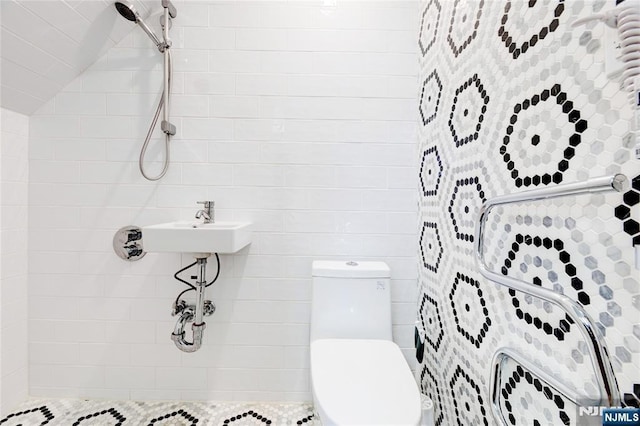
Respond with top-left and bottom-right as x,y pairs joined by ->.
28,0 -> 419,401
0,0 -> 156,114
0,108 -> 29,414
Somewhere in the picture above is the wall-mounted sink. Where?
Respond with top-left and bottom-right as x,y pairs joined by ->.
143,221 -> 252,255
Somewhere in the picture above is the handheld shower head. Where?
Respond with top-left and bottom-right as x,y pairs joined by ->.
115,1 -> 139,22
114,1 -> 163,50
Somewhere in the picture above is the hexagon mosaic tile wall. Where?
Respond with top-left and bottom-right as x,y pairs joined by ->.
0,399 -> 315,426
416,0 -> 639,425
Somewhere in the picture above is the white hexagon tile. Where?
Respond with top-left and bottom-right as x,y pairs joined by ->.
416,0 -> 640,425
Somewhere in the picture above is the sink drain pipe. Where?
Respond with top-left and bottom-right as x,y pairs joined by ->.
171,257 -> 208,352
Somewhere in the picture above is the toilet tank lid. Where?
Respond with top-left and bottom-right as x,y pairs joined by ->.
312,261 -> 390,278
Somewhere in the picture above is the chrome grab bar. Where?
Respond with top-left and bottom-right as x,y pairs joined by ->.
475,174 -> 626,407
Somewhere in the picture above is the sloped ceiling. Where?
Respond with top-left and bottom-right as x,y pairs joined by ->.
1,0 -> 154,115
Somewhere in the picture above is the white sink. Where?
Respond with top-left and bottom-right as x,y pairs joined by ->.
142,221 -> 252,255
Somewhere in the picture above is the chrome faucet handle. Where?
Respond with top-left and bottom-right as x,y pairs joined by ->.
196,200 -> 214,210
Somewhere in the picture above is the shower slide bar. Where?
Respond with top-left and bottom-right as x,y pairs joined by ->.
474,174 -> 627,409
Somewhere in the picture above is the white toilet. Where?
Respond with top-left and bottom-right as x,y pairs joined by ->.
310,260 -> 422,426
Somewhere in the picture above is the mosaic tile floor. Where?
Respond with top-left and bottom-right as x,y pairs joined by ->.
0,399 -> 316,426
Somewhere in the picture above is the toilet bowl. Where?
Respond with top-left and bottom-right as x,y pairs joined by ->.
310,260 -> 422,426
311,339 -> 421,425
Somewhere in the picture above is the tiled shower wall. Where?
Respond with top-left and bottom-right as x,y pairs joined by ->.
27,1 -> 418,401
416,0 -> 640,425
0,108 -> 29,414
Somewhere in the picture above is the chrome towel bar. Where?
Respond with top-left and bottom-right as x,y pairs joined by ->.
490,348 -> 580,425
475,174 -> 626,408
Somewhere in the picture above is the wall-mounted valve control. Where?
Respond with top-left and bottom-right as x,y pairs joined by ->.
113,226 -> 146,261
171,299 -> 215,317
172,299 -> 188,316
203,300 -> 216,316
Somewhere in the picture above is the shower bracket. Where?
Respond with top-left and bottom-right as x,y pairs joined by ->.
162,0 -> 177,18
162,120 -> 176,135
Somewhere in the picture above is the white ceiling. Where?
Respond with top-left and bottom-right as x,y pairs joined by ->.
1,0 -> 154,115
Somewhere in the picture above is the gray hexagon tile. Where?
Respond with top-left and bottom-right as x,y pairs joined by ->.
416,0 -> 640,423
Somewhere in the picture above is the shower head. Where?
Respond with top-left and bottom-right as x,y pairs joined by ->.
115,1 -> 139,22
114,1 -> 163,50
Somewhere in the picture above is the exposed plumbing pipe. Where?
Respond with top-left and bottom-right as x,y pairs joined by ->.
171,257 -> 208,352
171,308 -> 206,353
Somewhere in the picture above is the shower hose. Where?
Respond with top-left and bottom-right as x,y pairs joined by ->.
139,50 -> 172,181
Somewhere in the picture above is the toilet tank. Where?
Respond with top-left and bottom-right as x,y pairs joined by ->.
311,260 -> 392,342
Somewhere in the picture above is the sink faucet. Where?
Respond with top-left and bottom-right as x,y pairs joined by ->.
195,201 -> 214,223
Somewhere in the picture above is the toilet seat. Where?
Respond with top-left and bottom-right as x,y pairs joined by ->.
310,339 -> 421,426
